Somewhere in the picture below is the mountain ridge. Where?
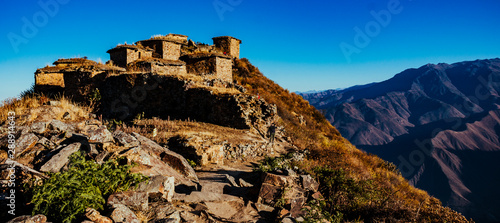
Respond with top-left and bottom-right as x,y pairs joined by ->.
301,58 -> 500,222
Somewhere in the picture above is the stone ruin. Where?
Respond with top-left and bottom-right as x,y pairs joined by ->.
32,34 -> 278,132
35,34 -> 241,92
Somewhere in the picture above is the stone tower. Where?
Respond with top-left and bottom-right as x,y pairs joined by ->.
212,36 -> 241,59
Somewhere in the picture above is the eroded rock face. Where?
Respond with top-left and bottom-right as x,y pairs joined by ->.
258,172 -> 320,218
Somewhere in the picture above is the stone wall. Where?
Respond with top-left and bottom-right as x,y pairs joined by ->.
163,42 -> 181,60
213,37 -> 241,59
35,72 -> 65,88
97,73 -> 276,130
138,40 -> 162,58
215,57 -> 233,82
152,64 -> 187,76
63,71 -> 108,102
139,40 -> 181,61
109,48 -> 153,68
109,50 -> 128,68
228,38 -> 240,59
184,57 -> 216,76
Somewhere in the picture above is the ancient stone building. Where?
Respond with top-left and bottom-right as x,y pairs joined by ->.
136,34 -> 188,61
212,36 -> 241,59
35,34 -> 241,95
106,45 -> 153,68
128,58 -> 187,75
181,53 -> 233,82
35,67 -> 65,90
35,58 -> 124,94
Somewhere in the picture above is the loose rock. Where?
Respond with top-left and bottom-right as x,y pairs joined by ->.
39,143 -> 81,172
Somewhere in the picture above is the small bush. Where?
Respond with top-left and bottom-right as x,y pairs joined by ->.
309,166 -> 378,221
26,152 -> 148,222
303,199 -> 342,223
87,88 -> 101,109
254,152 -> 295,173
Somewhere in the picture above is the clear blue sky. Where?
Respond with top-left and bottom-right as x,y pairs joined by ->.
1,0 -> 499,101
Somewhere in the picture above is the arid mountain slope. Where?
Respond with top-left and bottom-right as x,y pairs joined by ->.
301,58 -> 500,222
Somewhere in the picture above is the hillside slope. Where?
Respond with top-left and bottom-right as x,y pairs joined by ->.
0,57 -> 470,222
301,58 -> 500,222
233,58 -> 469,222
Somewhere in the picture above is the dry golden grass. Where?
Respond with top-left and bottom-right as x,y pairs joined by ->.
0,94 -> 92,126
233,58 -> 471,222
117,117 -> 263,146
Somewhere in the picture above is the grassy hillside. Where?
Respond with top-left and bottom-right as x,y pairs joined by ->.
233,58 -> 470,222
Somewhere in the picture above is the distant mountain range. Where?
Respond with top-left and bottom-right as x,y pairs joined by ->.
301,58 -> 500,222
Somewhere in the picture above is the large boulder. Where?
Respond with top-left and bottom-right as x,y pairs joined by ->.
6,214 -> 47,223
130,133 -> 198,183
258,172 -> 319,218
107,191 -> 149,211
85,208 -> 113,223
88,125 -> 114,144
39,142 -> 81,173
15,133 -> 39,157
113,130 -> 140,148
110,204 -> 141,223
136,175 -> 175,202
48,119 -> 74,133
121,146 -> 197,188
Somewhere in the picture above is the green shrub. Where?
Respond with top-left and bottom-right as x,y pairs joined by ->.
303,199 -> 342,223
26,152 -> 148,222
311,166 -> 377,221
254,152 -> 295,173
186,159 -> 197,168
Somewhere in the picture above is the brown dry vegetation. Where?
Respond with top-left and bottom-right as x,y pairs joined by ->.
233,58 -> 471,222
116,117 -> 263,147
0,95 -> 92,126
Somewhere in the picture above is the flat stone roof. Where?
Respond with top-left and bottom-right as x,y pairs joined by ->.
53,58 -> 96,65
38,61 -> 125,73
212,36 -> 242,44
106,44 -> 153,53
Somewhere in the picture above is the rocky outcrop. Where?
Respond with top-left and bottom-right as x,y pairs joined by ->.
167,133 -> 277,167
97,73 -> 277,131
0,116 -> 201,221
0,101 -> 302,222
257,171 -> 320,218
